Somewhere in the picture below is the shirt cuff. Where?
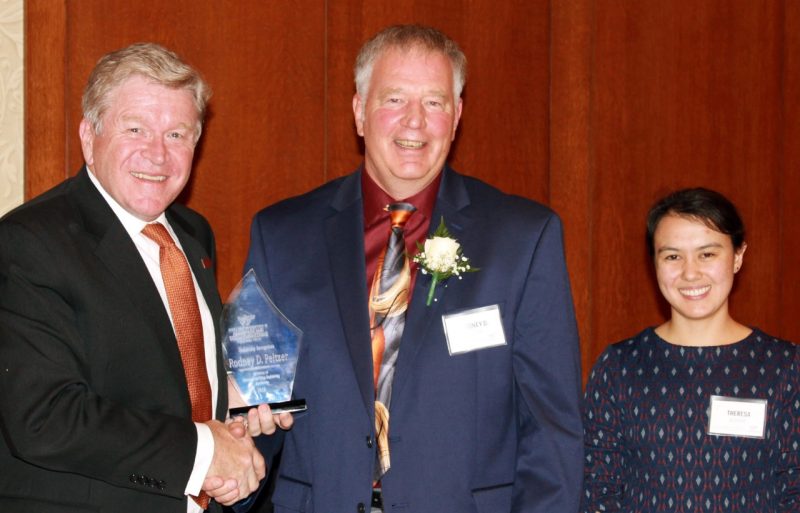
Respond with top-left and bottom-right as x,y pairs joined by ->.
185,422 -> 214,496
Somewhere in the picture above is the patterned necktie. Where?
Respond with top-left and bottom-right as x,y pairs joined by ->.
142,223 -> 211,510
369,202 -> 416,479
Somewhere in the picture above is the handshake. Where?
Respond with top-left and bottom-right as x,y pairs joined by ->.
201,401 -> 294,506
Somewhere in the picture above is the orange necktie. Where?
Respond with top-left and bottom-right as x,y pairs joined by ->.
142,222 -> 211,510
369,203 -> 416,480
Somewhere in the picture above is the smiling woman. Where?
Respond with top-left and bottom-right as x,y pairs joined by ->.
581,188 -> 800,513
648,189 -> 748,345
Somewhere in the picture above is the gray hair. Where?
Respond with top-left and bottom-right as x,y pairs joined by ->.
354,25 -> 467,100
82,42 -> 211,138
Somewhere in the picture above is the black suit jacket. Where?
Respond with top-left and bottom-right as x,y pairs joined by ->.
0,168 -> 227,513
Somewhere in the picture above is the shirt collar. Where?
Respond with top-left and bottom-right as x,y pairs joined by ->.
86,167 -> 169,237
361,169 -> 441,230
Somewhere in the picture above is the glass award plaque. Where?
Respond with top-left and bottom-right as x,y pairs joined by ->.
222,269 -> 306,414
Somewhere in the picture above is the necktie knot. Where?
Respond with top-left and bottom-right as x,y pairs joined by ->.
386,202 -> 416,230
141,222 -> 175,248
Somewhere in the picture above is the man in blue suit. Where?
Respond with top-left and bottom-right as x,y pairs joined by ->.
245,25 -> 583,513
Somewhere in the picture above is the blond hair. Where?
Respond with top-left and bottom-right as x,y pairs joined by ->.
354,25 -> 467,100
82,42 -> 211,137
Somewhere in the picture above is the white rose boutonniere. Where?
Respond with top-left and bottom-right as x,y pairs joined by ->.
413,217 -> 478,306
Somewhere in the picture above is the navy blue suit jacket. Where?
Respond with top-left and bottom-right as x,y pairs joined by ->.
244,167 -> 583,513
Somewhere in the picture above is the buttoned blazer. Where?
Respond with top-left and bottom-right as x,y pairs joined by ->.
244,166 -> 584,513
0,168 -> 227,513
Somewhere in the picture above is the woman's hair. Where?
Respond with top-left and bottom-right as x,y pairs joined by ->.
82,42 -> 211,137
646,187 -> 746,255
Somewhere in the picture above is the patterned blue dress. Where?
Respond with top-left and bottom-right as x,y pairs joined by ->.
582,327 -> 800,512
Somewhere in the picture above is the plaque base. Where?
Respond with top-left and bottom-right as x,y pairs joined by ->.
229,398 -> 307,416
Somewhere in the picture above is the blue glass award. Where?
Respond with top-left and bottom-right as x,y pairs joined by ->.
222,269 -> 306,414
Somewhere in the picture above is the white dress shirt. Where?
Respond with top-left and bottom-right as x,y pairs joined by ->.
87,169 -> 217,513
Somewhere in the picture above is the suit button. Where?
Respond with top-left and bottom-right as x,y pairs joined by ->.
366,436 -> 374,448
357,502 -> 366,513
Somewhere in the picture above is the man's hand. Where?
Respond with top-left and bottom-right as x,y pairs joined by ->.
202,420 -> 265,505
201,475 -> 239,506
233,403 -> 294,438
227,376 -> 294,437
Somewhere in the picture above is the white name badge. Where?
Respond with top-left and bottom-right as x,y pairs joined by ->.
441,304 -> 507,355
707,395 -> 767,439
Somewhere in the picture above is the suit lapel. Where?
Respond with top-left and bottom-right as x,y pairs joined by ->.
324,172 -> 375,416
170,217 -> 218,318
168,211 -> 228,419
69,169 -> 189,399
391,168 -> 473,401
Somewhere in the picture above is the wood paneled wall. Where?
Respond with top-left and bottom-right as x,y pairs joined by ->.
25,0 -> 800,381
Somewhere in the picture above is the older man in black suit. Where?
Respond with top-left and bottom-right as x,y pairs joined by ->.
0,43 -> 287,513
